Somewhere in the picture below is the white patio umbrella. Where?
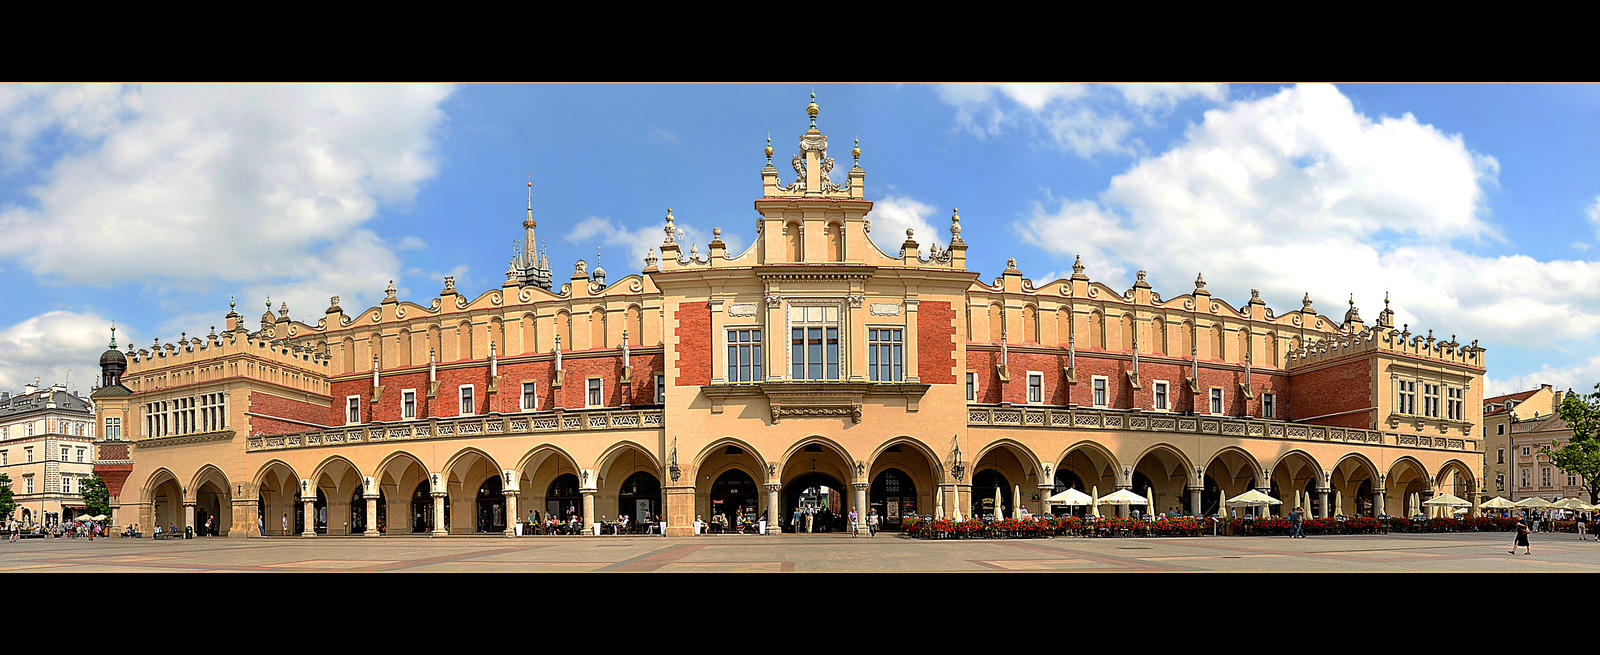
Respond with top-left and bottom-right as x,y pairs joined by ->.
1099,489 -> 1150,506
1146,486 -> 1156,518
993,486 -> 1003,520
1515,496 -> 1552,508
1550,497 -> 1587,511
1044,487 -> 1093,507
1481,496 -> 1517,509
1013,485 -> 1022,520
1424,493 -> 1470,519
1226,489 -> 1281,518
1334,490 -> 1344,517
1090,486 -> 1101,518
91,514 -> 107,521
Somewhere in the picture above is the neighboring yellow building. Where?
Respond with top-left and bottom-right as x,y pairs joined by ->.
92,98 -> 1488,537
2,381 -> 98,526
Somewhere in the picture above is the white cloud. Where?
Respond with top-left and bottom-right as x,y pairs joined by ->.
0,83 -> 454,293
1487,355 -> 1600,397
868,195 -> 940,257
1573,241 -> 1591,252
1015,83 -> 1600,352
933,83 -> 1228,157
1588,195 -> 1600,241
0,310 -> 133,393
565,213 -> 742,272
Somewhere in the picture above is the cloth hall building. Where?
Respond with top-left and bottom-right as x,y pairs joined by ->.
89,99 -> 1487,538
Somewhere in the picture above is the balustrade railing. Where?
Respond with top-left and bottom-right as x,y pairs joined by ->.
247,408 -> 664,452
967,406 -> 1475,452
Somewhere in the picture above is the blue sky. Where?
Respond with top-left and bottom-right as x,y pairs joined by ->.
1,83 -> 1597,397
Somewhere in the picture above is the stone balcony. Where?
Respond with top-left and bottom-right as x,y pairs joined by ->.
967,405 -> 1476,453
246,407 -> 665,453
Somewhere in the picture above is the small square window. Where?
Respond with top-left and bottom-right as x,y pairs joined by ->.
1026,372 -> 1043,404
966,372 -> 978,402
587,378 -> 604,408
346,396 -> 361,425
1209,388 -> 1223,415
402,389 -> 417,419
1091,376 -> 1108,407
521,382 -> 538,412
459,386 -> 476,417
1153,381 -> 1169,411
1261,393 -> 1276,419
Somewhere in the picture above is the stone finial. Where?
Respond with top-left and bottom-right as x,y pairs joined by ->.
1302,292 -> 1314,312
441,276 -> 457,295
208,325 -> 217,339
278,301 -> 289,319
1194,272 -> 1207,290
227,296 -> 238,316
1007,257 -> 1017,269
852,137 -> 861,167
711,227 -> 723,244
329,295 -> 342,312
663,208 -> 677,245
765,134 -> 773,165
950,208 -> 963,243
907,227 -> 915,240
386,279 -> 397,300
1072,254 -> 1086,279
1134,270 -> 1150,289
1250,289 -> 1262,303
644,247 -> 659,269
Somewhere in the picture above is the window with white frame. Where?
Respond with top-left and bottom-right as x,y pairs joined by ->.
726,328 -> 763,382
402,389 -> 417,419
1423,383 -> 1440,418
1092,376 -> 1108,407
1026,371 -> 1043,404
1209,388 -> 1224,415
1,451 -> 6,466
655,373 -> 665,404
521,382 -> 537,412
76,448 -> 85,463
61,446 -> 69,461
586,378 -> 603,408
25,447 -> 32,463
1495,473 -> 1504,490
1568,471 -> 1579,487
868,328 -> 904,382
458,385 -> 475,416
1522,446 -> 1530,457
63,475 -> 72,495
1262,392 -> 1276,419
25,476 -> 33,494
1497,449 -> 1504,464
346,396 -> 361,425
1153,380 -> 1169,411
966,372 -> 978,402
1541,467 -> 1552,487
1446,386 -> 1463,420
1396,379 -> 1416,415
789,305 -> 840,380
104,417 -> 120,441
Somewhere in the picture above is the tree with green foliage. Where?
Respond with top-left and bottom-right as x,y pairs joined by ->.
0,473 -> 14,523
79,474 -> 111,518
1541,384 -> 1600,504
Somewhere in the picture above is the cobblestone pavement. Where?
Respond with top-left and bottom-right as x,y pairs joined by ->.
1,531 -> 1595,572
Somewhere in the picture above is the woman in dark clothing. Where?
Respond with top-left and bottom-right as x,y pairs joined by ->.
1509,517 -> 1532,555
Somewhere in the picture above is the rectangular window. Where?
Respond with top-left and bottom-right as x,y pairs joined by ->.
1498,449 -> 1504,464
1210,388 -> 1224,415
459,385 -> 475,416
1,451 -> 6,466
402,389 -> 417,419
1522,446 -> 1530,457
1446,386 -> 1463,420
346,396 -> 361,425
726,328 -> 764,382
1521,468 -> 1529,488
1542,467 -> 1552,487
61,446 -> 69,462
76,448 -> 85,463
1026,371 -> 1043,404
586,378 -> 603,408
868,328 -> 904,382
789,305 -> 840,380
1262,392 -> 1276,419
1497,424 -> 1504,435
521,382 -> 537,412
105,417 -> 121,441
655,373 -> 666,404
25,447 -> 32,463
1397,379 -> 1416,415
1092,376 -> 1108,407
1153,381 -> 1169,411
1569,472 -> 1579,487
1496,473 -> 1504,490
966,372 -> 978,402
1423,383 -> 1440,418
25,476 -> 33,494
63,476 -> 72,495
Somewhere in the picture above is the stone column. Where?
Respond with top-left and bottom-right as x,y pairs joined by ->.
1373,489 -> 1385,518
1470,491 -> 1481,517
231,497 -> 257,539
765,484 -> 781,534
1317,489 -> 1330,519
852,482 -> 869,533
301,498 -> 316,537
581,488 -> 596,535
664,485 -> 695,537
431,492 -> 448,537
183,502 -> 196,535
503,490 -> 520,537
364,494 -> 380,537
1188,486 -> 1203,517
1036,484 -> 1054,516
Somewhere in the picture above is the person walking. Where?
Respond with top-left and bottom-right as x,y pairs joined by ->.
848,508 -> 859,537
1290,506 -> 1305,539
1510,516 -> 1532,555
804,507 -> 814,534
867,509 -> 879,537
281,513 -> 289,537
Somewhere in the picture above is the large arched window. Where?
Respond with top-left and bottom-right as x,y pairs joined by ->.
457,321 -> 473,361
1151,317 -> 1166,355
1022,305 -> 1038,344
625,306 -> 644,346
988,304 -> 1003,342
1211,325 -> 1225,361
785,221 -> 803,261
1057,307 -> 1072,346
521,312 -> 538,354
589,308 -> 606,349
1121,314 -> 1134,352
1089,311 -> 1105,349
398,329 -> 413,367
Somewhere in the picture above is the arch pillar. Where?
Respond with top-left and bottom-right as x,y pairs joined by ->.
1188,485 -> 1203,517
1373,486 -> 1386,518
1316,488 -> 1330,519
183,502 -> 196,536
363,494 -> 380,537
301,498 -> 316,537
852,482 -> 869,533
503,490 -> 520,537
1036,483 -> 1054,516
765,484 -> 781,534
431,491 -> 447,537
581,487 -> 596,535
665,485 -> 694,536
231,495 -> 258,538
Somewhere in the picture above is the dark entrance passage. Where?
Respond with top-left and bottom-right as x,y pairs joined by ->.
869,468 -> 917,530
314,489 -> 328,534
782,472 -> 846,533
411,481 -> 447,533
547,474 -> 580,521
477,476 -> 506,534
972,469 -> 1011,520
616,471 -> 662,525
351,488 -> 387,534
708,469 -> 758,530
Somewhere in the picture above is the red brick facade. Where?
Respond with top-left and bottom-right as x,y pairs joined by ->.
966,348 -> 1292,418
918,301 -> 957,384
675,301 -> 711,387
325,353 -> 667,424
248,391 -> 332,435
1289,358 -> 1373,428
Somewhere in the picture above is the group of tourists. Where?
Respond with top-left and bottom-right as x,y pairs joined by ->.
5,518 -> 106,541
